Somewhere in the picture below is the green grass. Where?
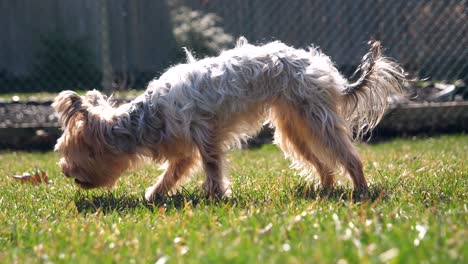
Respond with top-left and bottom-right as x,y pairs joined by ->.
0,135 -> 466,263
0,90 -> 142,101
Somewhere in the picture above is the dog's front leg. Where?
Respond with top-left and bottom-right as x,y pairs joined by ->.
189,122 -> 232,198
200,153 -> 231,198
194,132 -> 231,198
145,157 -> 196,201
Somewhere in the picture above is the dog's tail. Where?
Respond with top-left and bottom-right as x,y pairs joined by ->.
341,41 -> 406,139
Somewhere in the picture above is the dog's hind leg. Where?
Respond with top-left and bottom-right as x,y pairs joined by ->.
271,100 -> 368,192
305,116 -> 369,193
145,156 -> 199,201
271,101 -> 335,189
331,136 -> 368,192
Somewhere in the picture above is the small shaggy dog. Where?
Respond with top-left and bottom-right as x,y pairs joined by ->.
53,37 -> 405,200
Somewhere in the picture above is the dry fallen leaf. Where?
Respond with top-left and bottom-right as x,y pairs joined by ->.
12,168 -> 50,184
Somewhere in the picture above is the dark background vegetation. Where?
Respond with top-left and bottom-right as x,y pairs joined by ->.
0,0 -> 466,94
0,0 -> 467,150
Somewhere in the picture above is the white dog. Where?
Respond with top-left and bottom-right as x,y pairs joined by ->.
53,37 -> 405,200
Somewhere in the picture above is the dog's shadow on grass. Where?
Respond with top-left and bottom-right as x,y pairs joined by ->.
74,184 -> 388,215
74,190 -> 229,215
291,182 -> 388,202
74,192 -> 145,214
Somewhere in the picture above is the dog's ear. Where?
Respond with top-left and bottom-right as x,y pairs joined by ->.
84,89 -> 108,106
236,36 -> 249,47
52,90 -> 86,127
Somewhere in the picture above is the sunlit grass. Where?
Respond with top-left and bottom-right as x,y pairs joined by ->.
0,135 -> 466,263
0,89 -> 143,101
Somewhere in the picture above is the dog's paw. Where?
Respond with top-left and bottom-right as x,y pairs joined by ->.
215,187 -> 232,199
353,185 -> 370,200
145,184 -> 165,201
202,184 -> 232,199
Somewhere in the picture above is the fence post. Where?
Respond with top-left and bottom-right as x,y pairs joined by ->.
100,0 -> 113,95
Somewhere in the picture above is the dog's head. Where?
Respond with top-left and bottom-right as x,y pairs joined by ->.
53,90 -> 135,189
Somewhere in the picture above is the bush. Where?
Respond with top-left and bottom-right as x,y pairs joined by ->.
171,5 -> 234,59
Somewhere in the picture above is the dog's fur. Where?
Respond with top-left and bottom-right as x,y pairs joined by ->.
53,37 -> 405,200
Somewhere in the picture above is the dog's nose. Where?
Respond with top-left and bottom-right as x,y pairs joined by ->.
60,166 -> 71,177
63,170 -> 71,178
58,159 -> 72,177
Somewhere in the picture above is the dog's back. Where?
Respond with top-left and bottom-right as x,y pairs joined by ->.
146,39 -> 347,128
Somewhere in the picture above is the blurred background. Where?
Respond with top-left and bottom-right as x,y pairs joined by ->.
0,0 -> 467,149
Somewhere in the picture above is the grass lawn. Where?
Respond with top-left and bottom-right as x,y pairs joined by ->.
0,90 -> 142,101
0,134 -> 466,263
